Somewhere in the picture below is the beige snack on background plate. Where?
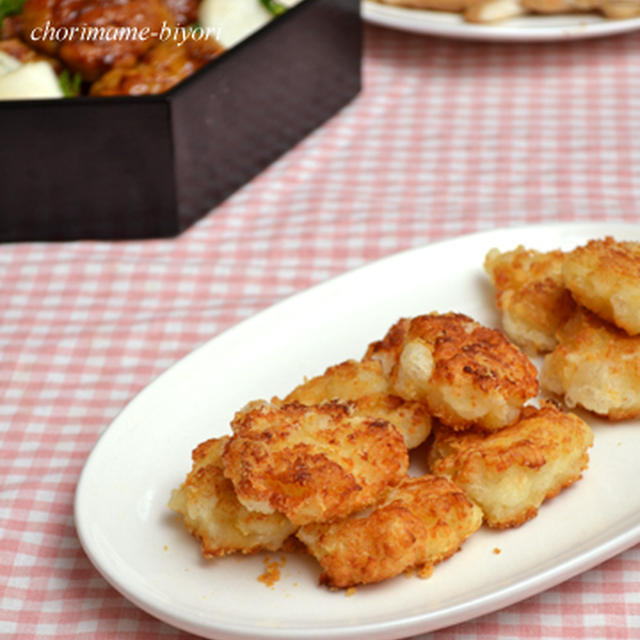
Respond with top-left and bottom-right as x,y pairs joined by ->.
563,237 -> 640,336
169,437 -> 297,557
375,0 -> 640,21
484,245 -> 576,354
428,402 -> 594,528
297,475 -> 482,588
222,400 -> 409,526
365,312 -> 539,432
377,0 -> 473,11
541,308 -> 640,419
282,359 -> 431,449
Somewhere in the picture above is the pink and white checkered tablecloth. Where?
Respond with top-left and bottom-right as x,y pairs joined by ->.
3,22 -> 640,640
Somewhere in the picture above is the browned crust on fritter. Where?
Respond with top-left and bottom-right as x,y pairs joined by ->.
410,313 -> 536,395
367,312 -> 539,431
222,401 -> 409,526
284,359 -> 389,404
563,236 -> 640,335
428,402 -> 594,528
297,475 -> 482,588
363,318 -> 411,377
350,393 -> 431,449
281,359 -> 431,449
484,246 -> 577,353
566,236 -> 640,280
168,437 -> 297,557
541,308 -> 640,419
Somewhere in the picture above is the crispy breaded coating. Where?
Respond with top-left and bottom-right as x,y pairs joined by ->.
563,237 -> 640,336
282,359 -> 431,449
222,401 -> 409,526
541,308 -> 640,419
365,313 -> 539,431
484,246 -> 576,354
348,393 -> 431,450
168,437 -> 297,557
297,475 -> 482,589
428,402 -> 594,528
364,318 -> 411,378
284,359 -> 389,403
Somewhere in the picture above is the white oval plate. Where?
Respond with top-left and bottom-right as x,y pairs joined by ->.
362,0 -> 640,41
76,222 -> 640,640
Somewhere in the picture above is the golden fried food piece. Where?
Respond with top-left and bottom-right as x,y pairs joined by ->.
169,437 -> 297,557
348,393 -> 431,450
297,475 -> 482,589
484,246 -> 576,354
365,313 -> 538,431
282,359 -> 431,449
563,237 -> 640,336
364,317 -> 410,378
541,308 -> 640,419
222,401 -> 409,526
428,402 -> 594,528
284,359 -> 389,404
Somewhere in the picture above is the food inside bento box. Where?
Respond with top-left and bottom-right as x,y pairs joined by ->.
0,0 -> 299,99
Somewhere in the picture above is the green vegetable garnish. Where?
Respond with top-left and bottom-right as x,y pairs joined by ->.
58,69 -> 83,98
0,0 -> 26,30
260,0 -> 288,17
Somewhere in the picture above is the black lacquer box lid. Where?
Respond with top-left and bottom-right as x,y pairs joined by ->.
0,0 -> 361,242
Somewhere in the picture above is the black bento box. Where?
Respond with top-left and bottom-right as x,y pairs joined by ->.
0,0 -> 361,242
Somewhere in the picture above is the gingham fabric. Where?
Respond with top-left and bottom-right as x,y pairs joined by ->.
2,22 -> 640,640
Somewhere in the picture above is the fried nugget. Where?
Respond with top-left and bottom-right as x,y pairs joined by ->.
364,317 -> 411,378
222,401 -> 409,526
365,313 -> 539,431
563,237 -> 640,336
541,308 -> 640,419
169,437 -> 297,557
484,246 -> 576,354
428,402 -> 594,528
284,359 -> 389,402
282,359 -> 431,449
297,475 -> 482,589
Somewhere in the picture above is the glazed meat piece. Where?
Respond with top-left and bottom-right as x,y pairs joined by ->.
297,475 -> 482,588
90,36 -> 222,96
428,402 -> 593,528
1,14 -> 23,39
164,0 -> 200,24
222,400 -> 409,526
0,37 -> 38,62
365,313 -> 539,431
169,437 -> 297,557
21,0 -> 175,81
282,359 -> 431,449
0,37 -> 62,71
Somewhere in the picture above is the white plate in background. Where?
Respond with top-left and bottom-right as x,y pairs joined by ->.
362,1 -> 640,41
76,222 -> 640,640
